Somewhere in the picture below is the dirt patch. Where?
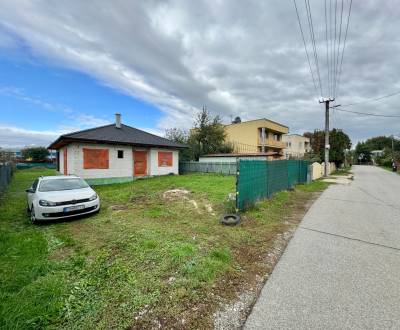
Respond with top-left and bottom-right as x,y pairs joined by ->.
163,189 -> 216,215
49,246 -> 73,261
213,191 -> 323,330
109,204 -> 129,211
162,189 -> 190,201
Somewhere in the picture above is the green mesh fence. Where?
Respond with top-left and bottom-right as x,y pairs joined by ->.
236,159 -> 309,210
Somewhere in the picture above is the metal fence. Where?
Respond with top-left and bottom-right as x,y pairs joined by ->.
0,162 -> 13,196
16,162 -> 56,169
179,161 -> 237,175
236,159 -> 309,210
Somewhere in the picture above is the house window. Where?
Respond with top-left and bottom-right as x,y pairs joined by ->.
117,150 -> 124,159
83,148 -> 109,169
158,151 -> 173,167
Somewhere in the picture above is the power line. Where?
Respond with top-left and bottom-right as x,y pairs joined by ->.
333,0 -> 337,98
333,107 -> 400,118
334,0 -> 344,98
324,0 -> 330,98
304,0 -> 323,97
340,89 -> 400,107
335,0 -> 353,99
329,0 -> 333,97
293,0 -> 320,96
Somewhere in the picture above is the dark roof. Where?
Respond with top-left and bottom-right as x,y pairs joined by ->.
48,124 -> 187,150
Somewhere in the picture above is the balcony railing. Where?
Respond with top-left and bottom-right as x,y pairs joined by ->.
258,138 -> 286,149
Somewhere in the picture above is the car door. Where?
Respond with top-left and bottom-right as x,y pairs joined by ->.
27,179 -> 39,208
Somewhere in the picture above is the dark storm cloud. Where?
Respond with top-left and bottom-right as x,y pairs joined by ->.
0,0 -> 399,146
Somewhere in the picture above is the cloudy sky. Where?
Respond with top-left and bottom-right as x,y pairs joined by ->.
0,0 -> 399,148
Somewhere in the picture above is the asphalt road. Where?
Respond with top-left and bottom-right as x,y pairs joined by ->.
245,166 -> 400,330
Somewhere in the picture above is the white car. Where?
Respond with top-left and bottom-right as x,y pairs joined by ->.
26,175 -> 100,223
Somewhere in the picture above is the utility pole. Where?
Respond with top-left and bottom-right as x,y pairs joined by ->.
320,98 -> 335,177
392,135 -> 394,162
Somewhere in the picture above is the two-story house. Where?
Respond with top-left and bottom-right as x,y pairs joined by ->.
282,134 -> 311,159
224,118 -> 289,159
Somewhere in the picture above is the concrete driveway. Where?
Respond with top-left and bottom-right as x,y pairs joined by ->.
245,166 -> 400,329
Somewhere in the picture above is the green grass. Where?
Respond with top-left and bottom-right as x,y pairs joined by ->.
380,166 -> 400,174
331,166 -> 352,176
0,169 -> 328,329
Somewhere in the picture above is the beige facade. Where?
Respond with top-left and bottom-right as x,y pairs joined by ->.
282,134 -> 311,159
224,119 -> 289,159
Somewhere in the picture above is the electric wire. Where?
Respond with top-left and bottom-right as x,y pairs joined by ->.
293,0 -> 320,96
340,89 -> 400,107
333,107 -> 400,118
334,0 -> 344,98
333,0 -> 337,99
324,0 -> 330,98
304,0 -> 323,97
335,0 -> 353,99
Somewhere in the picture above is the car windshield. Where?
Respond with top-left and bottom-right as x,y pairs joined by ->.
38,178 -> 89,192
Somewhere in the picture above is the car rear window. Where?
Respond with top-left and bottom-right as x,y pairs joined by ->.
39,178 -> 89,192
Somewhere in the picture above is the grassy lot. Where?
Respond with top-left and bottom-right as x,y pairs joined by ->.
0,168 -> 328,329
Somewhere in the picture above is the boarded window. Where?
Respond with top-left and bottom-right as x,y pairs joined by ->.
158,151 -> 173,167
83,148 -> 109,169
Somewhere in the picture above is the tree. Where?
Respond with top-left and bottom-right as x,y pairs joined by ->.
304,129 -> 351,166
165,128 -> 192,161
353,135 -> 400,166
188,108 -> 233,160
329,129 -> 352,166
364,136 -> 400,152
354,142 -> 372,164
166,108 -> 233,161
21,147 -> 49,162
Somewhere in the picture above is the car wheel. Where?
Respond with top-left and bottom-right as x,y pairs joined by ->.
30,206 -> 37,224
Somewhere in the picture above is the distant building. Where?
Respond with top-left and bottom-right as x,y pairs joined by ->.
224,118 -> 289,160
370,150 -> 384,158
282,134 -> 311,159
199,152 -> 277,163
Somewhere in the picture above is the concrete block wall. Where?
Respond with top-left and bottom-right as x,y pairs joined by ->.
311,162 -> 337,180
149,148 -> 179,176
58,144 -> 179,179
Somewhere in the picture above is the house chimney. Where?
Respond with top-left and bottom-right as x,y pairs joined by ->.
115,113 -> 121,128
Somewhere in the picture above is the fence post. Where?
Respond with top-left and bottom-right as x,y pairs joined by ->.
235,159 -> 240,212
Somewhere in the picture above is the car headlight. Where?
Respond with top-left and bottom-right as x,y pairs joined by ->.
88,193 -> 98,201
39,200 -> 57,206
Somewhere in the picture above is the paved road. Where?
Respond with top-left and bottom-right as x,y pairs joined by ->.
245,166 -> 400,329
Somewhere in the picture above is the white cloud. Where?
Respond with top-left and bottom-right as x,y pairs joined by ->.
0,125 -> 60,148
0,0 -> 399,146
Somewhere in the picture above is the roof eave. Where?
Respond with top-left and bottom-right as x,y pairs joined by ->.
48,136 -> 188,150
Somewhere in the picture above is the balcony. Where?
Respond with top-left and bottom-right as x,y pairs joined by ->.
258,137 -> 286,149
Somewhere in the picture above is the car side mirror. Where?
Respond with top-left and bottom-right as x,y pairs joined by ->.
26,188 -> 34,193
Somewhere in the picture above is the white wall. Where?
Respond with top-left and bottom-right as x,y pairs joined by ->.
66,143 -> 133,179
149,148 -> 179,175
311,162 -> 337,180
58,144 -> 180,178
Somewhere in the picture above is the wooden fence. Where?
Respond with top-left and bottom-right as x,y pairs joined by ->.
179,161 -> 237,175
